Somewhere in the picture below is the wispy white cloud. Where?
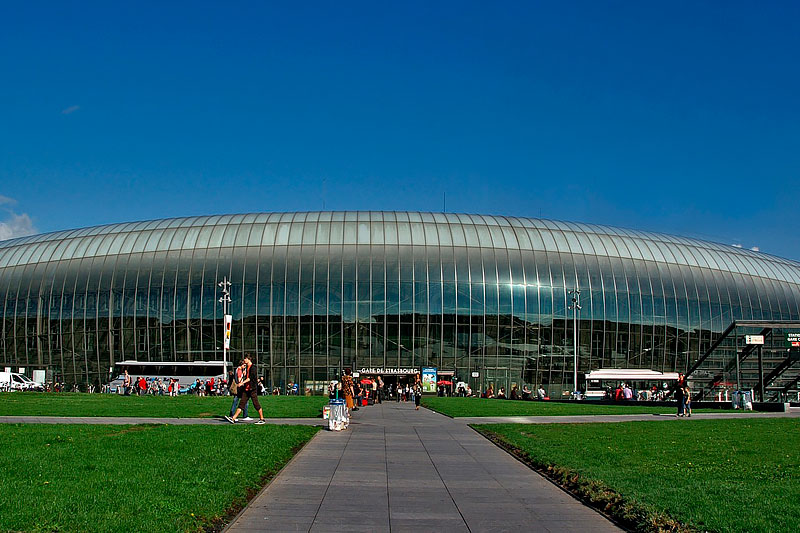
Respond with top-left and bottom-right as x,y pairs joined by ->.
0,195 -> 37,241
61,105 -> 80,115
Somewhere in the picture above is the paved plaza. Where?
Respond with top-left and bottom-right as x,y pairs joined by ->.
225,401 -> 622,533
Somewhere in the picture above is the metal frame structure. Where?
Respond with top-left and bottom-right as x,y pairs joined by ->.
686,320 -> 800,401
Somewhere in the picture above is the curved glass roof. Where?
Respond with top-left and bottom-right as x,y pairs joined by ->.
1,211 -> 799,285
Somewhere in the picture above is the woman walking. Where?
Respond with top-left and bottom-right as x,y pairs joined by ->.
413,380 -> 422,410
342,368 -> 355,411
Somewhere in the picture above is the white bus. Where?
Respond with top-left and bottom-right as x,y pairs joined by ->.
584,369 -> 680,400
109,360 -> 232,393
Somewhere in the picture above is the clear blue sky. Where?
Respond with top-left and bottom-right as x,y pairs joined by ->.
1,1 -> 798,259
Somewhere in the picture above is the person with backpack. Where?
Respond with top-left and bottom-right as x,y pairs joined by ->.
227,360 -> 250,421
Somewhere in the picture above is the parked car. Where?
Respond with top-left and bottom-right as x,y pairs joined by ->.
0,371 -> 44,392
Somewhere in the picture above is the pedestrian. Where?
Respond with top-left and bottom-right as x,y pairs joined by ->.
675,373 -> 686,417
225,355 -> 266,424
342,368 -> 355,411
684,384 -> 692,417
328,380 -> 337,399
228,360 -> 250,421
123,370 -> 131,396
623,383 -> 633,401
413,381 -> 422,410
353,380 -> 362,410
376,375 -> 383,404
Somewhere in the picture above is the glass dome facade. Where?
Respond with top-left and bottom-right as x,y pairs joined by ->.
1,211 -> 799,393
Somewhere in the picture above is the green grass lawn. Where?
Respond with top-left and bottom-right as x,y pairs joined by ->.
0,423 -> 319,532
475,418 -> 800,533
0,392 -> 328,418
422,396 -> 733,417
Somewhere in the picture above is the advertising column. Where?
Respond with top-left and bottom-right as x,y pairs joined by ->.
421,367 -> 437,393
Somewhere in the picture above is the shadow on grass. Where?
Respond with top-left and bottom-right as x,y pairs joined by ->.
472,426 -> 699,533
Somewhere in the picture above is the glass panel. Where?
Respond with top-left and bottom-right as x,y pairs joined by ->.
476,225 -> 493,247
288,221 -> 303,245
155,229 -> 178,251
488,226 -> 506,248
234,225 -> 252,247
563,231 -> 583,255
370,221 -> 385,245
463,224 -> 480,247
275,222 -> 291,245
207,225 -> 227,248
424,223 -> 438,246
384,220 -> 398,245
329,222 -> 344,245
143,230 -> 164,252
343,221 -> 357,244
357,221 -> 370,244
247,224 -> 266,246
532,231 -> 554,254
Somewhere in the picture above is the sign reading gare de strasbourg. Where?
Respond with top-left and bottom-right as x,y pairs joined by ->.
358,368 -> 419,376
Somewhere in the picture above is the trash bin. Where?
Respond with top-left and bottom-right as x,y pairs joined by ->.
328,399 -> 349,431
732,390 -> 753,410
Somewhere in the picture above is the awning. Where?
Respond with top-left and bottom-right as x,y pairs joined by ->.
584,369 -> 680,381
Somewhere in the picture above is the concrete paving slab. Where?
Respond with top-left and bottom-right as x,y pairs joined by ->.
224,401 -> 621,532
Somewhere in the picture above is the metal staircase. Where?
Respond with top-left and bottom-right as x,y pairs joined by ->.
685,320 -> 800,402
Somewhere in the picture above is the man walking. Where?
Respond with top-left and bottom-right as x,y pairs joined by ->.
226,355 -> 265,424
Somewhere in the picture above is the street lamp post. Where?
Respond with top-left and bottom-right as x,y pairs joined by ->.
568,289 -> 581,398
218,277 -> 232,380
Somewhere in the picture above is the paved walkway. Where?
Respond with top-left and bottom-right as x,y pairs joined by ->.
0,416 -> 323,425
225,402 -> 622,533
1,407 -> 795,426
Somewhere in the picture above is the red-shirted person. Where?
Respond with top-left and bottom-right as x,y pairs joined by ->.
225,354 -> 266,425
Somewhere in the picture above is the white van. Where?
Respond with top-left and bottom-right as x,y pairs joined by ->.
0,372 -> 44,392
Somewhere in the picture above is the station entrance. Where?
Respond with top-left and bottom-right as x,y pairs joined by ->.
356,367 -> 420,400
